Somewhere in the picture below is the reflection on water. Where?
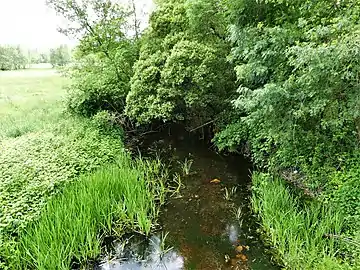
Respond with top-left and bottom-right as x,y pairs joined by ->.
97,235 -> 184,270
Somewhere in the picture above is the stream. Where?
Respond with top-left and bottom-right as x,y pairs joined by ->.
95,131 -> 279,270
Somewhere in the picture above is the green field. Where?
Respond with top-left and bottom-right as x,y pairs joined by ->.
0,69 -> 166,269
0,69 -> 67,139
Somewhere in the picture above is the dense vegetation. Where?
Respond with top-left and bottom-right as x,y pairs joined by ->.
53,0 -> 358,268
1,0 -> 359,269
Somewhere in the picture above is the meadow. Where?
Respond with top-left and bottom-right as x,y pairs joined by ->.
0,69 -> 166,269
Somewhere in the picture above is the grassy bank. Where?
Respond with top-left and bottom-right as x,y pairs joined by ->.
252,173 -> 351,270
4,159 -> 166,269
0,69 -> 167,269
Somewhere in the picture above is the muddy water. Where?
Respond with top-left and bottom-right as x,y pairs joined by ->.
96,134 -> 278,270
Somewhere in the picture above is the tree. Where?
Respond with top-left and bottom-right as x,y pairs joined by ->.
0,45 -> 27,71
125,0 -> 236,129
47,0 -> 140,116
215,0 -> 360,171
50,45 -> 71,67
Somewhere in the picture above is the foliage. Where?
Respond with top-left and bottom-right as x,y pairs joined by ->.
328,161 -> 360,234
0,117 -> 125,237
211,2 -> 360,266
64,42 -> 138,116
125,0 -> 236,128
49,45 -> 71,67
252,173 -> 349,270
216,0 -> 360,172
48,0 -> 141,116
0,45 -> 27,71
3,159 -> 167,270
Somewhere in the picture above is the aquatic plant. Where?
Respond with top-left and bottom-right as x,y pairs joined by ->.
156,232 -> 174,260
252,173 -> 347,270
224,186 -> 238,201
178,157 -> 193,176
170,173 -> 184,197
234,206 -> 244,228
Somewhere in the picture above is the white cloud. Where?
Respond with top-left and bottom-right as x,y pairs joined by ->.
0,0 -> 154,50
0,0 -> 75,50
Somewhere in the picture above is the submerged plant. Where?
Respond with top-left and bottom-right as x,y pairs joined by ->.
234,206 -> 244,228
178,158 -> 193,176
158,232 -> 174,258
170,173 -> 184,197
224,186 -> 238,201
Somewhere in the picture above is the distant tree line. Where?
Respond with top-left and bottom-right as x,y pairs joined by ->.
50,45 -> 71,67
0,44 -> 72,71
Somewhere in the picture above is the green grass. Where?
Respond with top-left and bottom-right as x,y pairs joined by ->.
0,117 -> 125,235
3,159 -> 166,270
252,173 -> 350,270
0,69 -> 67,139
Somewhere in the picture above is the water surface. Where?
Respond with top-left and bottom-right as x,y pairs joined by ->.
96,133 -> 278,270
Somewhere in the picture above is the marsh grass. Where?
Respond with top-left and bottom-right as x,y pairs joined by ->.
252,173 -> 348,270
224,186 -> 238,201
5,158 -> 167,270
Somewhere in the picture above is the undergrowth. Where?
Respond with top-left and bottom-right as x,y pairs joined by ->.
2,158 -> 167,270
252,173 -> 351,270
0,115 -> 124,237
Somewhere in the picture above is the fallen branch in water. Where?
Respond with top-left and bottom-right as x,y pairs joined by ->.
189,120 -> 215,132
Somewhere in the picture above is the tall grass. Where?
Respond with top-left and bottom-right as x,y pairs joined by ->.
252,173 -> 349,270
4,158 -> 167,270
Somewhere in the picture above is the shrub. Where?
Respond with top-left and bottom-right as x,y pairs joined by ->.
65,51 -> 136,116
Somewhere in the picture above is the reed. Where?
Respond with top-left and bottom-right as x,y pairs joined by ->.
5,158 -> 167,270
252,173 -> 347,270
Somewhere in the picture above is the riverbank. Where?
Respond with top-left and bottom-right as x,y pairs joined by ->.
251,171 -> 360,270
0,70 -> 167,269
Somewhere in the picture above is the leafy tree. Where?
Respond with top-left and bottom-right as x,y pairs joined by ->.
0,45 -> 27,71
216,0 -> 360,172
48,0 -> 140,116
50,45 -> 71,67
125,0 -> 236,129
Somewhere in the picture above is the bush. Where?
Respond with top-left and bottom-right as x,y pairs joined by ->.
328,164 -> 360,235
65,40 -> 138,116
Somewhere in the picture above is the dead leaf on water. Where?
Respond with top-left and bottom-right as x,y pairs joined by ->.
210,178 -> 221,184
237,254 -> 248,262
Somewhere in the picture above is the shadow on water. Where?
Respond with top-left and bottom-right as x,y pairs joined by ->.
94,128 -> 279,270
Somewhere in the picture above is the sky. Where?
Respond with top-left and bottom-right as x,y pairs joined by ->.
0,0 -> 154,51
